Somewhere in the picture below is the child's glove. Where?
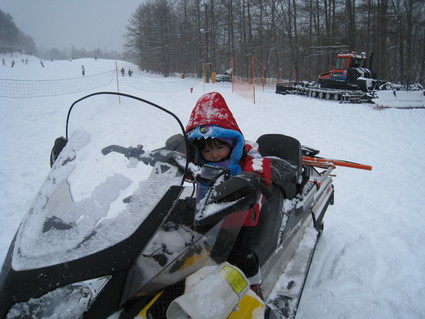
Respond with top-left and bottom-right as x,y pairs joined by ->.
237,171 -> 273,200
207,171 -> 262,205
50,136 -> 67,167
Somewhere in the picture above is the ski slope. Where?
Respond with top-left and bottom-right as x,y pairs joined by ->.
1,54 -> 424,318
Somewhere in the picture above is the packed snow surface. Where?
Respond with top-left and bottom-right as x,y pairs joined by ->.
1,54 -> 425,318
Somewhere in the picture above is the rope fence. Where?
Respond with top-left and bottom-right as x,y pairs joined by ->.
0,70 -> 201,98
0,71 -> 115,98
120,74 -> 199,93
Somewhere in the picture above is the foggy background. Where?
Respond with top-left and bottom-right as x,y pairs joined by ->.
0,0 -> 143,53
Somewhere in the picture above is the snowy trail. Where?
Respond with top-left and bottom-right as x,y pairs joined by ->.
294,106 -> 425,318
1,55 -> 425,318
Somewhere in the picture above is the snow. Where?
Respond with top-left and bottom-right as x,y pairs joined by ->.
1,53 -> 425,318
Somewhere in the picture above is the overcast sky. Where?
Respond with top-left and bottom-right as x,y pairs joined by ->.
0,0 -> 144,52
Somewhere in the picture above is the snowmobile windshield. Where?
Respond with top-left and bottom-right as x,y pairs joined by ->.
11,92 -> 189,271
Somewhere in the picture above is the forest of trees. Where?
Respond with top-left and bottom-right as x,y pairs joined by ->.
125,0 -> 425,85
0,10 -> 36,55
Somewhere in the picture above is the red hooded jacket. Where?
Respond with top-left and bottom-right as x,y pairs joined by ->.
186,92 -> 271,226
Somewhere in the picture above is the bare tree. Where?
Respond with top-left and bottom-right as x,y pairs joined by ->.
124,0 -> 425,85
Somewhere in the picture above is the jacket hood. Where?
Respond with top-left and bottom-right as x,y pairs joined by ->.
186,92 -> 244,175
186,92 -> 243,134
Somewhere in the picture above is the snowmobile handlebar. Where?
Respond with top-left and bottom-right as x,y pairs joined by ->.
101,144 -> 145,159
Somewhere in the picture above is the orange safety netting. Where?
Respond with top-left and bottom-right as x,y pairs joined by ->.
232,77 -> 255,103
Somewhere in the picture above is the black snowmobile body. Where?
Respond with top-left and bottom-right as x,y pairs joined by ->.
0,92 -> 335,319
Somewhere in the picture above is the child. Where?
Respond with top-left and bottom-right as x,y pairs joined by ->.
186,92 -> 272,298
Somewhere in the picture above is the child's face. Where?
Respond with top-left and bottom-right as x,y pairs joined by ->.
201,142 -> 231,163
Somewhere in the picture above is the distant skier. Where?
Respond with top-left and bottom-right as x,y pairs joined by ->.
82,65 -> 85,76
40,61 -> 44,67
121,67 -> 125,76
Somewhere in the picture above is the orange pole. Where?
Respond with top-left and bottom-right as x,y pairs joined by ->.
251,55 -> 255,84
232,56 -> 235,93
262,63 -> 265,91
303,156 -> 373,171
252,55 -> 255,104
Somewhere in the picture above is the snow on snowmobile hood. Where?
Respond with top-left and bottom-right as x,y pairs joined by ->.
11,94 -> 188,271
186,92 -> 244,175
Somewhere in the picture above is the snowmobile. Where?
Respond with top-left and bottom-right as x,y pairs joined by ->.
0,92 -> 367,319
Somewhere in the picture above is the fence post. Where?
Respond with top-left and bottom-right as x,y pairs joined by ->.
252,55 -> 256,104
115,61 -> 120,103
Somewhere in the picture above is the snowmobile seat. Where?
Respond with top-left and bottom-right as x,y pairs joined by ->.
256,134 -> 302,199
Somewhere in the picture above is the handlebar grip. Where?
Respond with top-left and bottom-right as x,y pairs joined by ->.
101,145 -> 145,159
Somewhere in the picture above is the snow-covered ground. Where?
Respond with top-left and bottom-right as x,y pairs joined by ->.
1,54 -> 425,318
